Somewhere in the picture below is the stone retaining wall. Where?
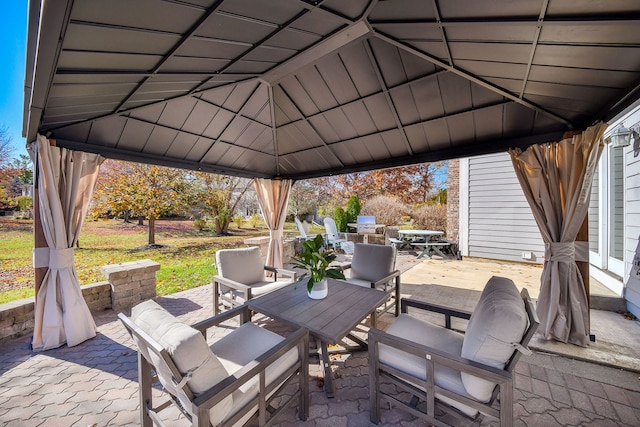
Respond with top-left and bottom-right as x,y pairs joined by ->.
101,260 -> 160,312
0,259 -> 160,343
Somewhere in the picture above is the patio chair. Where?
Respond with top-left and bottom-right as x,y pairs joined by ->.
323,217 -> 354,254
339,243 -> 401,316
119,300 -> 309,427
369,276 -> 539,427
294,217 -> 316,241
213,246 -> 296,315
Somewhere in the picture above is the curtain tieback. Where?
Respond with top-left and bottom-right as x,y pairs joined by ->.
544,241 -> 589,263
33,247 -> 75,269
270,229 -> 284,241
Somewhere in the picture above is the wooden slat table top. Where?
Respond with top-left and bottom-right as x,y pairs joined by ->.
248,279 -> 390,344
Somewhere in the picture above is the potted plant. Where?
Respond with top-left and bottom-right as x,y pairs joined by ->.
291,234 -> 345,299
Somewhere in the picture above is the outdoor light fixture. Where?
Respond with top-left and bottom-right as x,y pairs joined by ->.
609,123 -> 636,148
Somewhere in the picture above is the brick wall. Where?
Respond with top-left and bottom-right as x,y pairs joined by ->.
447,158 -> 460,244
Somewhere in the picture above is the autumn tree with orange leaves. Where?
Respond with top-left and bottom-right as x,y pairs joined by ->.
92,160 -> 190,246
324,163 -> 444,205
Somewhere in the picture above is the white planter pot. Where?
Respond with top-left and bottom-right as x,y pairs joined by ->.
307,278 -> 328,299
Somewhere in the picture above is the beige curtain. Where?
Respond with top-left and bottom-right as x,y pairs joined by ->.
30,135 -> 104,351
509,122 -> 607,346
254,178 -> 292,268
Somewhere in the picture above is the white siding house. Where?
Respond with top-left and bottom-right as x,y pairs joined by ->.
458,106 -> 640,317
459,154 -> 545,264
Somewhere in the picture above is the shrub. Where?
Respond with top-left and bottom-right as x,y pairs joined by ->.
232,214 -> 245,229
345,195 -> 361,224
193,218 -> 207,230
16,196 -> 32,212
411,204 -> 447,235
247,213 -> 263,228
334,206 -> 347,232
362,195 -> 406,226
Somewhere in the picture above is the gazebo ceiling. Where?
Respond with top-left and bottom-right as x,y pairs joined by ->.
24,0 -> 640,179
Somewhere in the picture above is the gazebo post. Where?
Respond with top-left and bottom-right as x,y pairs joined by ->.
577,214 -> 593,341
33,165 -> 47,303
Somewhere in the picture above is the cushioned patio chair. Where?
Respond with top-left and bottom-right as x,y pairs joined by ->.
294,218 -> 316,241
323,217 -> 354,254
213,246 -> 296,315
119,300 -> 309,427
369,276 -> 539,427
339,243 -> 401,316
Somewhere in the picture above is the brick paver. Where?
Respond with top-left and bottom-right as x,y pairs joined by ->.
1,254 -> 640,426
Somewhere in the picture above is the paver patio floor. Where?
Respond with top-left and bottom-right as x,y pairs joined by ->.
1,254 -> 640,426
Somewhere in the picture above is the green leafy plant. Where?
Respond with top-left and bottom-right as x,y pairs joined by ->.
291,234 -> 345,293
345,195 -> 361,225
334,206 -> 347,232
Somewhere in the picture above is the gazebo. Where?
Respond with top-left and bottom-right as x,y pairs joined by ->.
23,1 -> 640,349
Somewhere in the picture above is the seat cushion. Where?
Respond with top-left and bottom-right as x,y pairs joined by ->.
350,243 -> 395,282
211,322 -> 299,425
216,246 -> 264,284
221,279 -> 293,304
379,314 -> 478,417
130,300 -> 233,424
461,276 -> 528,402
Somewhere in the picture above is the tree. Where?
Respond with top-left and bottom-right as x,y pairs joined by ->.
323,162 -> 446,205
93,160 -> 191,245
345,195 -> 362,224
288,180 -> 321,220
192,172 -> 252,235
0,126 -> 13,169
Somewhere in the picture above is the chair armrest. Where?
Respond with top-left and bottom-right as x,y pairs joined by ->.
339,263 -> 352,272
372,270 -> 401,288
192,326 -> 309,411
264,266 -> 297,280
400,297 -> 471,329
192,305 -> 252,333
213,275 -> 252,291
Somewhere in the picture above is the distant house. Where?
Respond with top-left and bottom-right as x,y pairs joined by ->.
449,106 -> 640,318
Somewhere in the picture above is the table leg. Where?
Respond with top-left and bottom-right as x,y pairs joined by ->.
317,338 -> 334,398
432,244 -> 450,259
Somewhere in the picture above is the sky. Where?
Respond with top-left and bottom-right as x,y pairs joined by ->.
1,0 -> 28,159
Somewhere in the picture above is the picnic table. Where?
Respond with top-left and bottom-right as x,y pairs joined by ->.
391,229 -> 451,259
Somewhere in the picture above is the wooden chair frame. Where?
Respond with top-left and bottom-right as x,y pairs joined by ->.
119,305 -> 309,427
369,289 -> 539,427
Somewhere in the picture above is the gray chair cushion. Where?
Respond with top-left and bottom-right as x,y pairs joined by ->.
350,243 -> 395,283
216,246 -> 264,284
379,313 -> 478,417
130,300 -> 233,424
461,276 -> 528,402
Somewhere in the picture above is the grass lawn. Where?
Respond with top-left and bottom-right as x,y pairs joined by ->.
0,217 -> 305,304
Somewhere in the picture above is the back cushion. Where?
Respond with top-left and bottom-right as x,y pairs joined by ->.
461,276 -> 528,402
131,300 -> 232,418
351,243 -> 395,283
216,246 -> 264,284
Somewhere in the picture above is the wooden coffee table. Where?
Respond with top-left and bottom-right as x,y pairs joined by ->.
247,279 -> 390,397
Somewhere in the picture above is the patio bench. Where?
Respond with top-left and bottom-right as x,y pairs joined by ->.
388,237 -> 410,249
410,241 -> 451,259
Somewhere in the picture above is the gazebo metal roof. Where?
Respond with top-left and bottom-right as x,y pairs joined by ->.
24,0 -> 640,179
